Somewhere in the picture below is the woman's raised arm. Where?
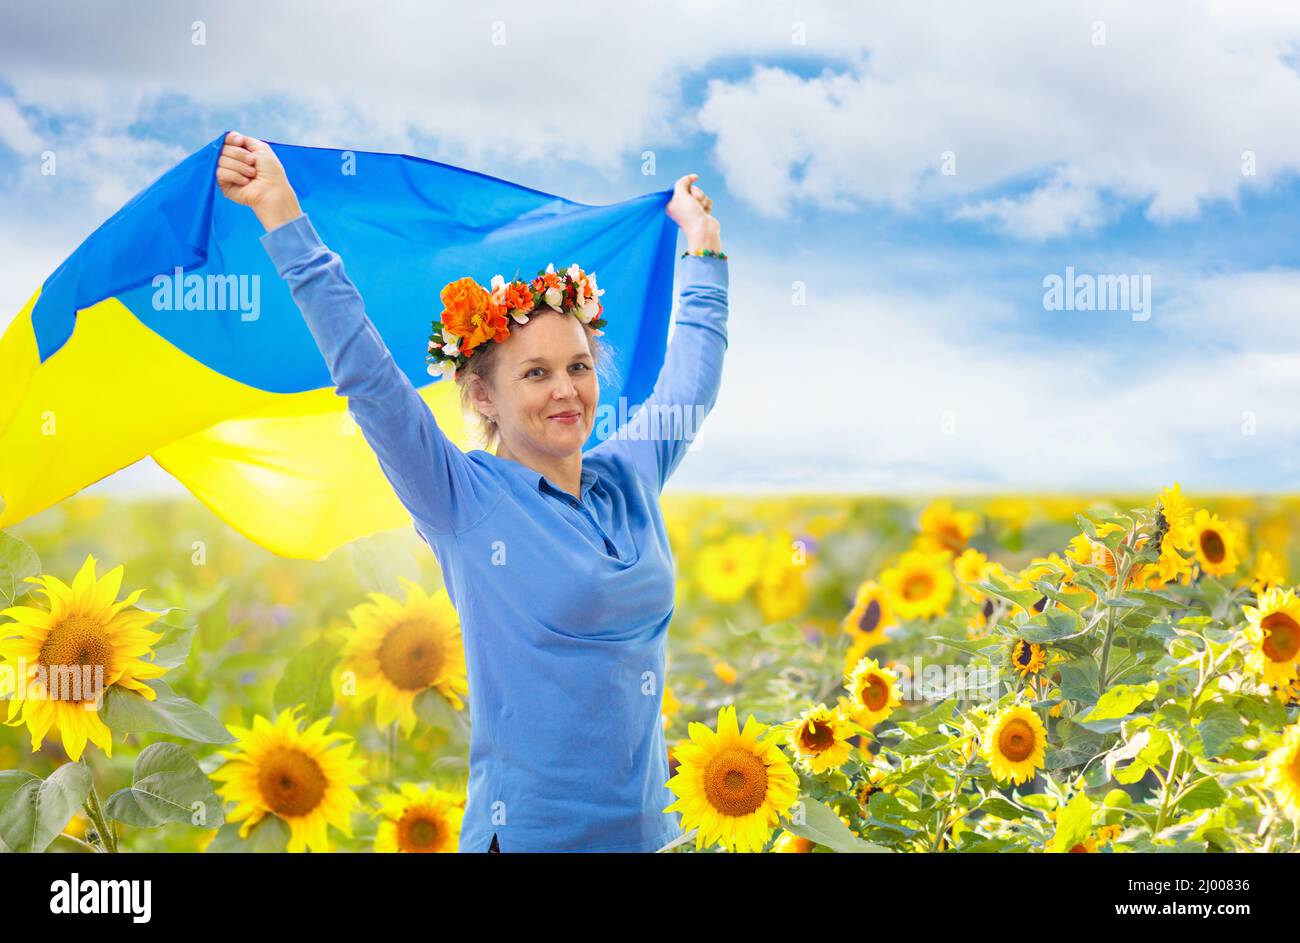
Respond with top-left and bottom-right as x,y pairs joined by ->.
590,173 -> 728,493
216,132 -> 498,536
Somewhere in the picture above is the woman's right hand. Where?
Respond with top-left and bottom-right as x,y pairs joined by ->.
216,131 -> 303,231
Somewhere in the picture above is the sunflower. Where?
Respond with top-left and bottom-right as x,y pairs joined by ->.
756,531 -> 811,624
1067,835 -> 1098,853
1096,823 -> 1123,845
1250,550 -> 1288,597
1243,588 -> 1300,688
1264,723 -> 1300,823
881,549 -> 955,620
841,579 -> 894,646
373,782 -> 465,853
845,656 -> 903,727
664,704 -> 800,852
787,702 -> 858,774
340,577 -> 468,736
210,704 -> 367,853
1010,639 -> 1048,678
855,768 -> 892,812
967,597 -> 996,639
954,548 -> 993,601
1153,483 -> 1195,585
982,704 -> 1047,785
1065,527 -> 1151,590
915,499 -> 977,555
696,533 -> 766,603
0,554 -> 170,762
1191,509 -> 1241,577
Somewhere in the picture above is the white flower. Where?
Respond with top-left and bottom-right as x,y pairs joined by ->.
545,286 -> 563,309
567,263 -> 582,283
428,339 -> 438,352
509,309 -> 531,324
579,299 -> 601,323
440,328 -> 460,357
427,360 -> 457,381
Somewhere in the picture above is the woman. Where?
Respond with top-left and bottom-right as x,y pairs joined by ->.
216,131 -> 727,853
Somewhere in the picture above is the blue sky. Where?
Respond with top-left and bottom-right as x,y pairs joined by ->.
2,0 -> 1300,497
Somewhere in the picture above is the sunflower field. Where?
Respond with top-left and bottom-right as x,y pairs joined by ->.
2,485 -> 1299,853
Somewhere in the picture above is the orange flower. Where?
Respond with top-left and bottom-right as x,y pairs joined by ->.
534,269 -> 563,292
440,277 -> 509,355
501,282 -> 536,315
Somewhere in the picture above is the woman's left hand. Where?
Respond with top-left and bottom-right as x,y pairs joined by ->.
668,173 -> 723,253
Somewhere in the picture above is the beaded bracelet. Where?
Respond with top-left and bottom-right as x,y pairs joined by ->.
681,248 -> 728,260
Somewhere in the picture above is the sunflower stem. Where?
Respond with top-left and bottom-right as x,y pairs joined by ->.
1153,743 -> 1182,835
79,762 -> 117,853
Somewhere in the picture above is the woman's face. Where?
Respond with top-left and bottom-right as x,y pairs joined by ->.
484,311 -> 599,457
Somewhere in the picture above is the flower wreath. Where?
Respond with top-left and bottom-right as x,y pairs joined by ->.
426,263 -> 607,380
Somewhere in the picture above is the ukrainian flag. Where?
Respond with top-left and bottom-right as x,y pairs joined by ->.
0,130 -> 678,558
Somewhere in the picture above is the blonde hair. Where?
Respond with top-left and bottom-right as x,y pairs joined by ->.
455,308 -> 620,452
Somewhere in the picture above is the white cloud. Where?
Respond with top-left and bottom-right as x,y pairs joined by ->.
668,257 -> 1300,493
695,1 -> 1300,237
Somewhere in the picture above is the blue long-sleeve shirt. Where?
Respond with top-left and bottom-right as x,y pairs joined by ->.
260,213 -> 729,852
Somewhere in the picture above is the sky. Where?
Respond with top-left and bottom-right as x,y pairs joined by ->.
2,0 -> 1300,499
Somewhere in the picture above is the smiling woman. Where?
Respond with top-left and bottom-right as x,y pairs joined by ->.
453,302 -> 620,456
216,131 -> 728,852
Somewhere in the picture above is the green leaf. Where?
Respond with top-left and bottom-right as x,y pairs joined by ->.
100,679 -> 235,743
1045,720 -> 1106,770
1076,682 -> 1158,724
273,636 -> 339,720
1176,777 -> 1226,814
977,796 -> 1028,820
1108,727 -> 1171,785
783,798 -> 889,853
1193,703 -> 1245,759
976,576 -> 1042,615
204,813 -> 290,853
0,763 -> 92,853
0,531 -> 40,606
1018,608 -> 1083,643
103,742 -> 226,829
148,622 -> 197,669
887,731 -> 951,755
1057,660 -> 1100,707
1050,791 -> 1093,853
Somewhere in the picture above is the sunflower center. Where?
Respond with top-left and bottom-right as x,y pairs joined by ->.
857,599 -> 882,634
377,619 -> 446,691
1014,641 -> 1034,667
398,810 -> 443,852
997,718 -> 1036,763
703,746 -> 769,817
800,720 -> 834,752
1199,529 -> 1226,565
862,675 -> 890,711
1068,842 -> 1091,853
1262,612 -> 1300,663
257,747 -> 328,818
902,572 -> 934,601
38,616 -> 113,703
